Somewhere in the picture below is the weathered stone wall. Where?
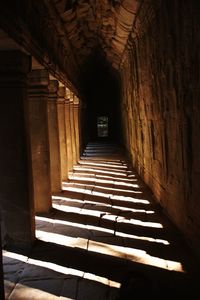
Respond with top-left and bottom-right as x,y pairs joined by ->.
121,0 -> 200,258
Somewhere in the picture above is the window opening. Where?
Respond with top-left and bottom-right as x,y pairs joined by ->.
97,116 -> 109,137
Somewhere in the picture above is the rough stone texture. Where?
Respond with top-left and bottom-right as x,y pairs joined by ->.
120,0 -> 200,259
0,50 -> 35,250
28,69 -> 52,213
51,0 -> 140,70
48,80 -> 62,193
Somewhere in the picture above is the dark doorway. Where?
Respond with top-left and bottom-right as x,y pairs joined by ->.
79,49 -> 122,146
97,116 -> 109,137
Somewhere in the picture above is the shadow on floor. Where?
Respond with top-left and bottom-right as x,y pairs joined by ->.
3,143 -> 200,299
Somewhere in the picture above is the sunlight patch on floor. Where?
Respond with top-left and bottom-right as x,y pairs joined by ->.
52,203 -> 104,217
3,251 -> 28,262
35,230 -> 184,272
36,215 -> 114,234
116,231 -> 170,245
83,273 -> 120,288
69,173 -> 136,182
52,203 -> 162,228
66,176 -> 139,187
62,182 -> 141,194
78,161 -> 127,169
35,216 -> 168,245
110,195 -> 149,204
111,205 -> 155,213
3,250 -> 121,290
5,282 -> 64,300
52,195 -> 84,203
73,166 -> 127,177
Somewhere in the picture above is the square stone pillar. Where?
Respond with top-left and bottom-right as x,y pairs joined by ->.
0,50 -> 35,250
57,86 -> 68,181
48,80 -> 61,193
64,91 -> 73,173
80,101 -> 87,152
28,69 -> 52,213
69,94 -> 77,165
73,96 -> 81,162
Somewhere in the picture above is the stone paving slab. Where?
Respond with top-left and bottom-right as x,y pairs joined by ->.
4,280 -> 16,299
3,253 -> 28,284
3,142 -> 200,299
60,277 -> 79,299
8,282 -> 61,300
83,193 -> 112,206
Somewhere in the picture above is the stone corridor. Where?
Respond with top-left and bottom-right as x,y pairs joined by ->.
3,144 -> 199,299
0,1 -> 200,298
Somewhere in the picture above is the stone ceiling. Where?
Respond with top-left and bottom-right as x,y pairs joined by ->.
0,0 -> 143,94
50,0 -> 141,69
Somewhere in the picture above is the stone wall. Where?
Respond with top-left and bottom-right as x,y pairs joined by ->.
120,0 -> 200,258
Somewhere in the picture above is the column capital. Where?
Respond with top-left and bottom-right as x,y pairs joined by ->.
65,99 -> 70,106
65,87 -> 71,99
57,86 -> 66,104
73,95 -> 79,106
58,86 -> 66,98
69,99 -> 74,106
28,70 -> 49,100
28,69 -> 49,87
69,91 -> 74,102
48,80 -> 59,95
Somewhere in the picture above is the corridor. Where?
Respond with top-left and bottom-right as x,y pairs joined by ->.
3,143 -> 198,299
0,1 -> 200,299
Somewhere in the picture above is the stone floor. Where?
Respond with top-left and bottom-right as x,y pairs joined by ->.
3,143 -> 200,299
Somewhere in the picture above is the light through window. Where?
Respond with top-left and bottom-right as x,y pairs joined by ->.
97,116 -> 108,137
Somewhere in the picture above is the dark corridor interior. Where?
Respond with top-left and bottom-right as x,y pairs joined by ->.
1,0 -> 200,299
79,50 -> 122,146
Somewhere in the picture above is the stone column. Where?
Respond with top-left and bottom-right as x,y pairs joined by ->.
80,101 -> 87,152
28,69 -> 52,213
73,96 -> 80,162
64,89 -> 73,173
0,50 -> 35,250
69,93 -> 77,165
57,86 -> 68,181
48,80 -> 61,193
